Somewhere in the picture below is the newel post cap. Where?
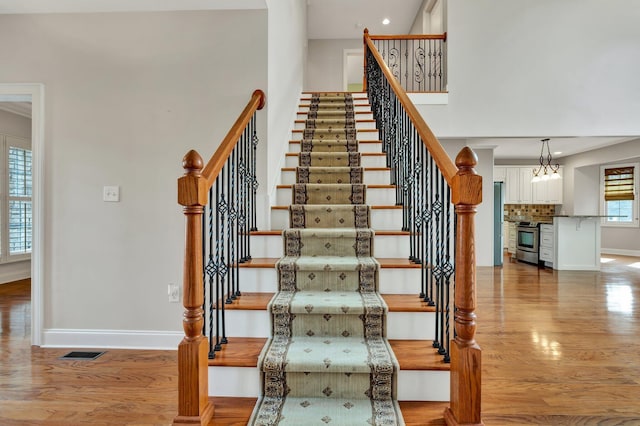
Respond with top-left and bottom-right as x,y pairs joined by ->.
178,150 -> 208,207
452,147 -> 482,206
182,150 -> 204,175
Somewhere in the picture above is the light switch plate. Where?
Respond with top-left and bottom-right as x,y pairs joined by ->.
103,185 -> 120,202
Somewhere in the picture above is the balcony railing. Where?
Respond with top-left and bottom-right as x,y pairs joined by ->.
365,32 -> 447,93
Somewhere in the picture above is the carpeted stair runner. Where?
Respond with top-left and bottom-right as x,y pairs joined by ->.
249,93 -> 404,425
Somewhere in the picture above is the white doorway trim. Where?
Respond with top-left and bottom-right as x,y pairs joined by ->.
0,83 -> 45,346
343,48 -> 364,92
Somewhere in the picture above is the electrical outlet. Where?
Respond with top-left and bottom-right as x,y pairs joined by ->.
168,283 -> 180,303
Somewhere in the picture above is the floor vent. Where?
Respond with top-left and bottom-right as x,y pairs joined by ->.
59,351 -> 106,360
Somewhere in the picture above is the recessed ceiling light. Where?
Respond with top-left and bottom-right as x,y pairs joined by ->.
553,151 -> 562,155
382,18 -> 390,25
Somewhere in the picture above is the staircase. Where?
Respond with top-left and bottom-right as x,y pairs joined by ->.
207,92 -> 449,424
173,36 -> 484,423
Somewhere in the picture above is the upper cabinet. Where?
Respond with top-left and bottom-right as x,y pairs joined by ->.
500,165 -> 563,204
494,166 -> 506,182
532,166 -> 563,204
504,166 -> 533,204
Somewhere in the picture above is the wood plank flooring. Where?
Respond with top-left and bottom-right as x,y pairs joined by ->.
1,254 -> 639,425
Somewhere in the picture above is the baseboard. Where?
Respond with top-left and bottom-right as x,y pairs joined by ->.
42,328 -> 183,350
601,248 -> 640,257
0,260 -> 31,284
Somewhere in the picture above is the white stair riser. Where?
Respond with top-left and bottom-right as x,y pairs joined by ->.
208,366 -> 449,401
275,185 -> 395,205
209,366 -> 260,397
279,169 -> 390,186
291,129 -> 377,141
288,142 -> 383,153
298,112 -> 374,120
371,209 -> 403,231
298,105 -> 371,113
224,310 -> 434,341
397,370 -> 450,402
238,267 -> 424,295
293,121 -> 376,130
255,231 -> 406,257
284,154 -> 386,168
267,208 -> 405,232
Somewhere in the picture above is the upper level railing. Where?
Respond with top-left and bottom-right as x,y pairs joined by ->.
364,31 -> 447,92
364,29 -> 482,426
173,90 -> 265,426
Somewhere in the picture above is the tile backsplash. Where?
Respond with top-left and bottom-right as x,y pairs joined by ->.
504,204 -> 557,220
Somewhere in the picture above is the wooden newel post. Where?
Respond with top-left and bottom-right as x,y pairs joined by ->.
363,28 -> 369,92
444,147 -> 484,426
173,150 -> 214,425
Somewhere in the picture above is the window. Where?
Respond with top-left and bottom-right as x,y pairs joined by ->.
601,163 -> 639,227
1,134 -> 32,262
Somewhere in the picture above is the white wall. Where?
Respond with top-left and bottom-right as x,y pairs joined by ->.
418,0 -> 640,138
561,139 -> 640,254
306,39 -> 363,91
265,0 -> 307,220
0,11 -> 268,342
0,108 -> 30,139
442,140 -> 493,267
0,109 -> 32,283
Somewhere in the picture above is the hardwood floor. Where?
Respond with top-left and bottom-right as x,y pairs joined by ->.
1,254 -> 639,425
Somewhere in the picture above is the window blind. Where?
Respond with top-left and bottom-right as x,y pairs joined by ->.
604,166 -> 635,201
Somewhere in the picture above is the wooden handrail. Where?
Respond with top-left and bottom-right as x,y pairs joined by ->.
363,28 -> 457,186
202,89 -> 266,188
368,32 -> 447,41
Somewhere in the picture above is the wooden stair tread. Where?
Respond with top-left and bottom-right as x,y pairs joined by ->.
389,340 -> 451,371
384,294 -> 437,313
250,230 -> 409,236
207,396 -> 257,425
209,338 -> 265,367
398,401 -> 449,425
221,292 -> 435,313
280,166 -> 389,171
284,152 -> 385,156
276,183 -> 394,188
297,110 -> 371,115
239,256 -> 421,269
289,139 -> 382,144
218,292 -> 273,310
206,397 -> 448,426
209,337 -> 447,371
271,204 -> 400,210
292,128 -> 377,132
294,119 -> 376,123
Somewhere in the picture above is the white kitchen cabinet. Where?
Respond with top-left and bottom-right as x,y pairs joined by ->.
504,167 -> 533,204
532,167 -> 563,204
507,222 -> 517,257
499,165 -> 563,204
538,224 -> 554,266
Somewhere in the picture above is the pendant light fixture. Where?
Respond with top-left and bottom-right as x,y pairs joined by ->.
531,138 -> 561,182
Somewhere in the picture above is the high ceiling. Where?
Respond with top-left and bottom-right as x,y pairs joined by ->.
465,136 -> 638,161
0,1 -> 636,160
307,0 -> 424,40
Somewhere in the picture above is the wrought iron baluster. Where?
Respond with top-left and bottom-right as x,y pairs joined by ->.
250,116 -> 259,232
427,155 -> 435,306
217,167 -> 229,345
443,184 -> 454,362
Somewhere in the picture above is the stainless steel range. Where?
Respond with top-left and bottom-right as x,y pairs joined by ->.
516,222 -> 539,264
